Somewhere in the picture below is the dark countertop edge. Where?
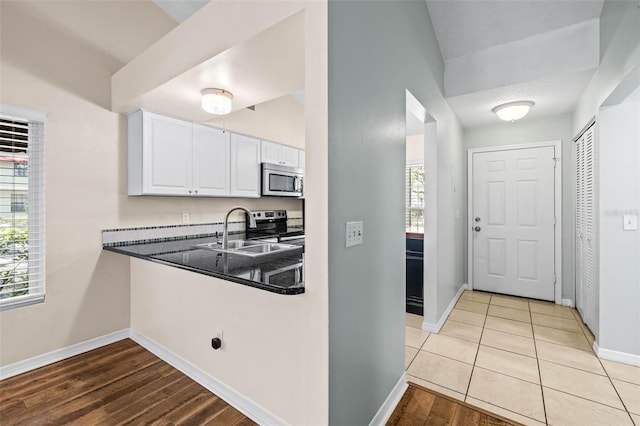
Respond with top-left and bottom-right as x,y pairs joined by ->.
103,246 -> 305,296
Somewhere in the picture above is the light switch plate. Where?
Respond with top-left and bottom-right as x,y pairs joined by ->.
623,215 -> 638,230
346,221 -> 363,247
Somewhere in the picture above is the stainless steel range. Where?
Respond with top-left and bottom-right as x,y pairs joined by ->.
245,210 -> 305,247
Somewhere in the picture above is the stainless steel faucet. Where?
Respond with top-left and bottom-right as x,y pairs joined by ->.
222,206 -> 257,249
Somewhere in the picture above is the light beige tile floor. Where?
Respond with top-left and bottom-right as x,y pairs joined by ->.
405,290 -> 639,426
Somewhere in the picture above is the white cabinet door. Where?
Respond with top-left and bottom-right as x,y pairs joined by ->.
261,140 -> 300,168
231,134 -> 261,197
142,112 -> 192,195
261,140 -> 281,165
192,124 -> 230,196
298,149 -> 305,171
281,145 -> 300,167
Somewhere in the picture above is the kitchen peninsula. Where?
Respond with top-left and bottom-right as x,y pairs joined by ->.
102,210 -> 305,295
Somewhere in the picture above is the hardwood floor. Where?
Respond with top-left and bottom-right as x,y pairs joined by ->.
387,382 -> 521,426
2,338 -> 522,425
0,339 -> 255,426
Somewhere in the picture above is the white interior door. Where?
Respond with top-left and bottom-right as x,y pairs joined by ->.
472,146 -> 556,300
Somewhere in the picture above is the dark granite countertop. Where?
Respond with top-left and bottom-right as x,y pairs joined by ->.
103,234 -> 304,295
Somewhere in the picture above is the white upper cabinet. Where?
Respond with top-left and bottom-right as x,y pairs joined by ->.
281,145 -> 300,167
128,110 -> 291,199
230,133 -> 261,198
129,110 -> 193,196
298,149 -> 305,172
261,140 -> 282,165
192,124 -> 230,196
129,110 -> 232,197
261,140 -> 301,168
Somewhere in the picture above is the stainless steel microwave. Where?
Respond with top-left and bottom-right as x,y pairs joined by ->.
261,163 -> 304,197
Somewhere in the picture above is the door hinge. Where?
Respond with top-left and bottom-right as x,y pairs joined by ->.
553,157 -> 559,168
553,217 -> 557,226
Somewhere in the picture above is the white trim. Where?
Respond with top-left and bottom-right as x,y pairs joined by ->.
0,103 -> 46,122
0,293 -> 45,312
594,341 -> 640,367
130,329 -> 286,426
422,284 -> 467,333
562,298 -> 574,307
0,329 -> 129,380
467,140 -> 563,305
368,372 -> 408,426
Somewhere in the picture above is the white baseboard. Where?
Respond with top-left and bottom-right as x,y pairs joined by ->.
422,284 -> 468,333
369,372 -> 408,426
130,329 -> 286,426
0,329 -> 130,380
562,298 -> 574,307
593,341 -> 640,367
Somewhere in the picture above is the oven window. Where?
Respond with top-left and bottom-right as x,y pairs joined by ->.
269,174 -> 296,192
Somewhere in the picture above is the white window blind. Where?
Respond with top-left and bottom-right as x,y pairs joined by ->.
406,164 -> 425,232
0,105 -> 45,311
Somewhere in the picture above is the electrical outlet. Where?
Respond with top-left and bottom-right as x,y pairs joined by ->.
623,215 -> 638,230
346,221 -> 363,247
182,212 -> 189,224
211,329 -> 224,350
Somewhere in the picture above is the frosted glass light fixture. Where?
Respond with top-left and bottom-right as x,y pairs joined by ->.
492,101 -> 534,122
201,88 -> 233,115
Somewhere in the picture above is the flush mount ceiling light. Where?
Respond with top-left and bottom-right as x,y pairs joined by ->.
201,88 -> 233,115
492,101 -> 534,122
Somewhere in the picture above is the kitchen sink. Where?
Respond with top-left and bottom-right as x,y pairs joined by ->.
192,240 -> 301,258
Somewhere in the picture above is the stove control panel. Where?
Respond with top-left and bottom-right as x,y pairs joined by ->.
250,210 -> 287,222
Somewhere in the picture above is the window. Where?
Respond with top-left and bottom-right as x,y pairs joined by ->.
0,105 -> 46,310
14,162 -> 28,177
406,163 -> 424,233
10,193 -> 27,213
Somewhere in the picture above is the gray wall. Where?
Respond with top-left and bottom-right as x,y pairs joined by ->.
598,77 -> 640,356
571,0 -> 640,355
464,115 -> 575,301
328,1 -> 464,424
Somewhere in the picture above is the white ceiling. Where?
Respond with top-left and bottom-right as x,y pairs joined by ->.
129,11 -> 305,122
15,1 -> 610,130
426,0 -> 605,129
446,69 -> 596,128
426,0 -> 604,60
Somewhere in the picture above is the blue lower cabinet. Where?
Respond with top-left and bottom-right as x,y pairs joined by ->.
406,238 -> 424,315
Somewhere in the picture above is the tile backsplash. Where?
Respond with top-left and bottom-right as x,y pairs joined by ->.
103,216 -> 305,247
102,221 -> 242,247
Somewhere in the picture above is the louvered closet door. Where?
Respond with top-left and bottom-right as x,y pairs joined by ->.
575,136 -> 585,317
575,124 -> 597,334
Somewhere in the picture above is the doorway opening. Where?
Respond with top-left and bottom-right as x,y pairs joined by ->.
405,90 -> 437,326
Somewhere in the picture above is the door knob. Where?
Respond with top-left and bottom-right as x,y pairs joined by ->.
474,226 -> 481,232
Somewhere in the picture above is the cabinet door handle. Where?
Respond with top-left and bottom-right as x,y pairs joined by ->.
188,190 -> 192,194
194,190 -> 198,194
